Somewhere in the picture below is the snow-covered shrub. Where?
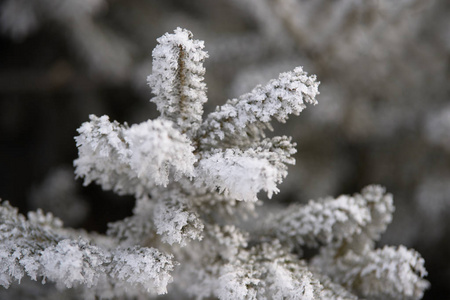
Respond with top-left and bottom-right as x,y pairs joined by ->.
0,28 -> 428,299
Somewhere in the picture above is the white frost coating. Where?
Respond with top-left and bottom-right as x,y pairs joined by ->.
272,194 -> 372,248
195,137 -> 296,202
215,241 -> 321,300
153,194 -> 204,246
40,241 -> 175,294
125,119 -> 196,186
271,185 -> 393,249
359,185 -> 394,242
74,115 -> 196,196
200,66 -> 319,146
1,28 -> 430,300
196,149 -> 280,202
358,246 -> 429,299
148,27 -> 208,135
40,239 -> 108,289
110,247 -> 175,295
0,201 -> 176,297
74,114 -> 135,195
265,262 -> 315,300
312,245 -> 429,300
217,265 -> 260,300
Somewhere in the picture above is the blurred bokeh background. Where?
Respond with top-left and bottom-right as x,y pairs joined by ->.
0,0 -> 449,298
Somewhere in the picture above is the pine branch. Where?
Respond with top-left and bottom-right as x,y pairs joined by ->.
152,190 -> 204,246
2,27 -> 431,300
270,185 -> 394,249
199,66 -> 319,148
147,27 -> 208,136
74,115 -> 196,197
195,148 -> 282,202
0,201 -> 175,296
312,245 -> 429,300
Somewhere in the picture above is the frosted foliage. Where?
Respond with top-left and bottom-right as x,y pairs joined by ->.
75,28 -> 312,203
125,119 -> 196,185
272,194 -> 371,248
107,214 -> 154,247
216,241 -> 322,300
358,246 -> 429,300
174,226 -> 325,300
1,28 -> 429,299
74,115 -> 196,196
210,225 -> 248,259
200,66 -> 319,147
147,27 -> 208,135
110,247 -> 174,295
196,149 -> 280,202
312,246 -> 429,300
360,185 -> 395,243
217,265 -> 260,300
153,194 -> 204,246
316,274 -> 358,300
271,185 -> 393,249
27,209 -> 63,230
74,114 -> 135,195
196,136 -> 296,202
0,201 -> 175,297
40,239 -> 109,289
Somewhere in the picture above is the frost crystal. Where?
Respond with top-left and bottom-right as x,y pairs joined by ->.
0,28 -> 429,299
0,201 -> 174,297
199,66 -> 319,147
74,115 -> 196,196
147,27 -> 208,136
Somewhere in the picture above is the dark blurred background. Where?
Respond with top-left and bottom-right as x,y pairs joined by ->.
0,0 -> 449,298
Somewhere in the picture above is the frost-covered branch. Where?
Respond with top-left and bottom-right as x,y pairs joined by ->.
199,66 -> 319,148
107,192 -> 203,248
0,201 -> 175,297
152,190 -> 204,246
195,149 -> 279,202
216,241 -> 322,300
74,115 -> 196,197
1,27 -> 430,299
312,245 -> 429,300
148,27 -> 208,136
270,185 -> 394,249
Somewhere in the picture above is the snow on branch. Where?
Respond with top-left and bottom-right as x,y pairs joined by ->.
153,191 -> 204,246
270,185 -> 394,248
178,227 -> 323,300
0,201 -> 175,297
126,119 -> 196,185
107,192 -> 204,248
74,115 -> 196,197
1,27 -> 430,299
195,136 -> 297,202
199,66 -> 319,148
312,245 -> 429,300
196,148 -> 280,202
148,27 -> 208,136
217,240 -> 322,300
109,246 -> 174,295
